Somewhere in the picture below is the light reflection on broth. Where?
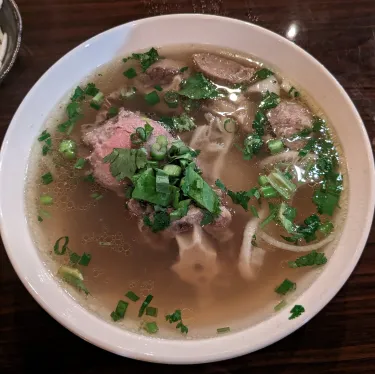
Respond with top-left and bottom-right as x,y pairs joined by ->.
25,45 -> 347,339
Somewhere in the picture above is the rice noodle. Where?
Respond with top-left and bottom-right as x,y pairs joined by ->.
238,208 -> 267,280
247,75 -> 280,96
258,230 -> 335,252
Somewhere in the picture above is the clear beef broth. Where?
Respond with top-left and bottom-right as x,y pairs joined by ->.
26,44 -> 347,338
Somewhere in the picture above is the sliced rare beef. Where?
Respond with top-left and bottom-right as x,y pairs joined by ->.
82,109 -> 174,194
267,101 -> 313,150
193,53 -> 256,86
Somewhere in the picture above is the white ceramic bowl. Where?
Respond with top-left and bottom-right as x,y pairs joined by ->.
1,14 -> 374,364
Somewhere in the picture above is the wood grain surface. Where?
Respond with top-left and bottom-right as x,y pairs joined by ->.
1,0 -> 374,373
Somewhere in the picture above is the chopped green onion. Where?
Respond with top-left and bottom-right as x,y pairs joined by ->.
151,142 -> 167,160
84,83 -> 99,97
180,66 -> 188,73
163,164 -> 182,177
260,185 -> 279,199
123,67 -> 137,79
258,175 -> 269,186
90,92 -> 105,110
107,106 -> 119,119
99,242 -> 112,246
78,252 -> 91,266
145,91 -> 160,106
111,300 -> 129,321
250,205 -> 259,217
40,195 -> 53,205
146,306 -> 158,317
267,170 -> 296,200
57,265 -> 89,295
259,91 -> 280,110
165,309 -> 182,323
74,158 -> 86,169
69,252 -> 81,264
288,86 -> 300,98
223,118 -> 238,133
41,172 -> 53,185
217,327 -> 231,334
138,294 -> 153,317
254,68 -> 274,80
143,321 -> 159,334
125,291 -> 140,302
260,203 -> 278,228
164,91 -> 179,108
38,215 -> 43,222
154,85 -> 163,91
59,139 -> 77,160
289,304 -> 305,320
91,192 -> 103,200
53,236 -> 69,255
275,278 -> 296,295
267,139 -> 284,154
38,130 -> 51,142
274,300 -> 287,312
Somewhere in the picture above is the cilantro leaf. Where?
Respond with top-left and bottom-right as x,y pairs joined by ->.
182,166 -> 220,215
176,321 -> 189,334
288,250 -> 327,268
132,169 -> 179,207
125,47 -> 160,72
165,309 -> 182,323
254,68 -> 274,80
289,304 -> 305,320
275,278 -> 296,295
239,134 -> 263,160
252,110 -> 268,136
313,173 -> 342,216
103,148 -> 147,181
200,210 -> 215,226
143,211 -> 171,233
178,73 -> 219,100
259,91 -> 281,110
159,113 -> 196,133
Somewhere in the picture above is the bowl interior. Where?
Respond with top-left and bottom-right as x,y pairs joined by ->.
0,14 -> 374,364
0,0 -> 22,82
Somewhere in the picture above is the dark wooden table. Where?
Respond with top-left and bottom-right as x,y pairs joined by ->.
1,0 -> 375,373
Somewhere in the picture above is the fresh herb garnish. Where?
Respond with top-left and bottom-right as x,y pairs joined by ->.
182,165 -> 221,215
260,202 -> 279,229
217,327 -> 231,334
40,194 -> 53,205
138,294 -> 153,317
111,300 -> 129,321
252,110 -> 268,136
146,306 -> 158,317
143,321 -> 159,334
103,148 -> 147,181
41,172 -> 53,185
83,173 -> 95,183
254,68 -> 274,80
90,92 -> 104,110
57,266 -> 89,295
259,91 -> 281,110
123,67 -> 137,79
166,309 -> 188,334
159,113 -> 196,132
178,72 -> 219,100
200,210 -> 215,226
267,170 -> 296,200
145,90 -> 160,106
215,179 -> 259,211
84,83 -> 100,97
91,192 -> 103,200
179,66 -> 188,73
74,158 -> 86,169
289,304 -> 305,320
288,86 -> 300,98
59,139 -> 77,160
274,300 -> 287,312
53,236 -> 69,255
288,250 -> 327,268
313,173 -> 342,216
124,47 -> 160,72
144,211 -> 171,233
239,134 -> 263,160
125,291 -> 140,302
275,278 -> 296,295
154,85 -> 163,92
107,106 -> 119,119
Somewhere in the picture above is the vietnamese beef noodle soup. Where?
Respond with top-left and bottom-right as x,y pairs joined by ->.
26,45 -> 347,338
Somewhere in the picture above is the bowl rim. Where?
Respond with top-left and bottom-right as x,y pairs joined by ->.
0,0 -> 22,82
1,13 -> 374,364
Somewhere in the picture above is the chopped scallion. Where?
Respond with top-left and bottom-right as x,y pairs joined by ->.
267,139 -> 284,154
138,294 -> 153,317
91,192 -> 103,200
123,67 -> 137,79
107,106 -> 119,119
74,158 -> 86,169
217,327 -> 230,334
146,306 -> 158,317
154,85 -> 163,91
41,172 -> 53,185
78,252 -> 91,266
260,185 -> 279,199
40,195 -> 53,205
274,300 -> 287,311
53,236 -> 69,255
143,321 -> 159,334
258,175 -> 269,186
59,139 -> 77,160
164,91 -> 179,108
289,304 -> 305,320
90,92 -> 105,110
163,164 -> 182,177
275,278 -> 296,295
145,91 -> 160,106
125,291 -> 140,302
111,300 -> 129,321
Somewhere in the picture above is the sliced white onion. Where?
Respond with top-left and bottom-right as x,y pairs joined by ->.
247,75 -> 280,96
258,230 -> 335,252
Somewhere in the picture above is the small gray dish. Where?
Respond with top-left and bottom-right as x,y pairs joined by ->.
0,0 -> 22,83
